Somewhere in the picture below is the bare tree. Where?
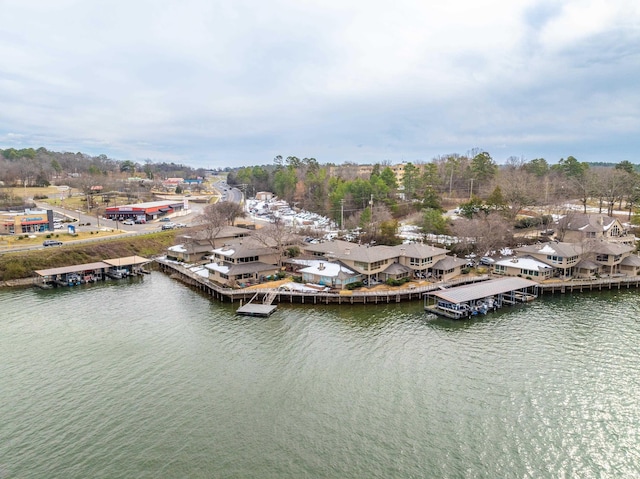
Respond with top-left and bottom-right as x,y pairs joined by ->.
452,212 -> 513,257
196,203 -> 230,248
251,217 -> 298,266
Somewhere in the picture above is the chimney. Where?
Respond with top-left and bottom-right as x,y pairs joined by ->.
318,262 -> 325,270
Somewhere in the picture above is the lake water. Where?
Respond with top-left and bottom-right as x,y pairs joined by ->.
1,273 -> 639,478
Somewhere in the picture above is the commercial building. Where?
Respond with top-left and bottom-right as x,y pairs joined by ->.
1,209 -> 54,235
104,200 -> 186,222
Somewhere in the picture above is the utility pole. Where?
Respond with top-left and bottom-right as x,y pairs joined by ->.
469,178 -> 474,199
369,194 -> 374,234
340,198 -> 344,229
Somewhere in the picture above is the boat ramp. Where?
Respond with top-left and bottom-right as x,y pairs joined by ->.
424,277 -> 539,319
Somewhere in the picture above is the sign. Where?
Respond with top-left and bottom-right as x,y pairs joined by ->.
68,225 -> 76,234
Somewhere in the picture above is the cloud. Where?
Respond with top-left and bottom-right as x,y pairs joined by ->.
0,0 -> 638,166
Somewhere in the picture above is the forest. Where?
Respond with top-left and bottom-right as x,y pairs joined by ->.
2,146 -> 639,253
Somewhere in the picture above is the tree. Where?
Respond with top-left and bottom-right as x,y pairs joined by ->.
252,217 -> 297,267
470,151 -> 497,182
420,208 -> 449,237
523,158 -> 549,177
452,212 -> 513,257
120,160 -> 136,174
196,203 -> 234,247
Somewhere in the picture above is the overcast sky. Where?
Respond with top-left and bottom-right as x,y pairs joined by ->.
1,0 -> 639,168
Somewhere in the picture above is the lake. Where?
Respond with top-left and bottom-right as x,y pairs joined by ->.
1,272 -> 639,478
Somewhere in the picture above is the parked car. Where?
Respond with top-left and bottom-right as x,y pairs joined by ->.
161,223 -> 176,230
134,219 -> 146,224
479,256 -> 495,266
123,219 -> 135,225
43,240 -> 63,247
159,217 -> 171,222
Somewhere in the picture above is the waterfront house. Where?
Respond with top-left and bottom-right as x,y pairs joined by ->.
392,243 -> 449,277
588,240 -> 635,276
167,226 -> 252,262
430,255 -> 467,281
205,237 -> 280,287
292,259 -> 358,290
300,240 -> 401,284
516,242 -> 581,278
515,239 -> 639,279
492,255 -> 554,282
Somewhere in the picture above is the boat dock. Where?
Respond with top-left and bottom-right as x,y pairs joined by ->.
34,255 -> 152,288
236,291 -> 278,317
424,277 -> 539,319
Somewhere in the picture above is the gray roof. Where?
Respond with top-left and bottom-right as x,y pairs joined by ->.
228,262 -> 278,275
213,237 -> 277,258
621,255 -> 640,266
382,262 -> 412,275
393,242 -> 448,258
429,277 -> 538,304
589,240 -> 633,255
181,225 -> 251,242
303,240 -> 398,263
432,256 -> 466,270
516,241 -> 581,257
35,262 -> 110,277
575,259 -> 599,270
104,255 -> 151,267
558,213 -> 620,233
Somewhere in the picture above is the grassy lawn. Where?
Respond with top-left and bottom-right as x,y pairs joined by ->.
0,229 -> 123,249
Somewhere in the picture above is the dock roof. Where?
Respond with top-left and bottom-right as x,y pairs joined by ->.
428,277 -> 538,304
35,262 -> 110,277
104,255 -> 151,267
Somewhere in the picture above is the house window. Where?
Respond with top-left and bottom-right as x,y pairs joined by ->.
238,256 -> 258,263
410,257 -> 432,266
596,254 -> 608,262
495,265 -> 505,273
354,261 -> 369,271
370,260 -> 389,270
586,232 -> 596,238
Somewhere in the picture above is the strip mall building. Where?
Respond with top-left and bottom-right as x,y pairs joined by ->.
104,200 -> 187,222
1,209 -> 55,234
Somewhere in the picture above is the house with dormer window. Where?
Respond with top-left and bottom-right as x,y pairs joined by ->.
557,213 -> 635,246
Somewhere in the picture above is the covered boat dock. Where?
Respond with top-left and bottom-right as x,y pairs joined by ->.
424,277 -> 539,319
33,256 -> 151,287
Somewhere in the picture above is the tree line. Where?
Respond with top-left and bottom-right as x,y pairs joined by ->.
228,153 -> 640,248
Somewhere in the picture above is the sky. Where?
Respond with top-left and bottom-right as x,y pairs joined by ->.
1,0 -> 639,168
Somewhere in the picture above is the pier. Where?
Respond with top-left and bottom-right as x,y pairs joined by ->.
423,277 -> 539,319
155,258 -> 640,317
155,257 -> 490,306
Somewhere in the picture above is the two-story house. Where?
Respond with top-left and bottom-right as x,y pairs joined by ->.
167,226 -> 252,262
205,237 -> 281,287
557,213 -> 635,246
515,242 -> 581,278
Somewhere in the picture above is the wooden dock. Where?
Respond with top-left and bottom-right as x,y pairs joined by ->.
236,303 -> 278,317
